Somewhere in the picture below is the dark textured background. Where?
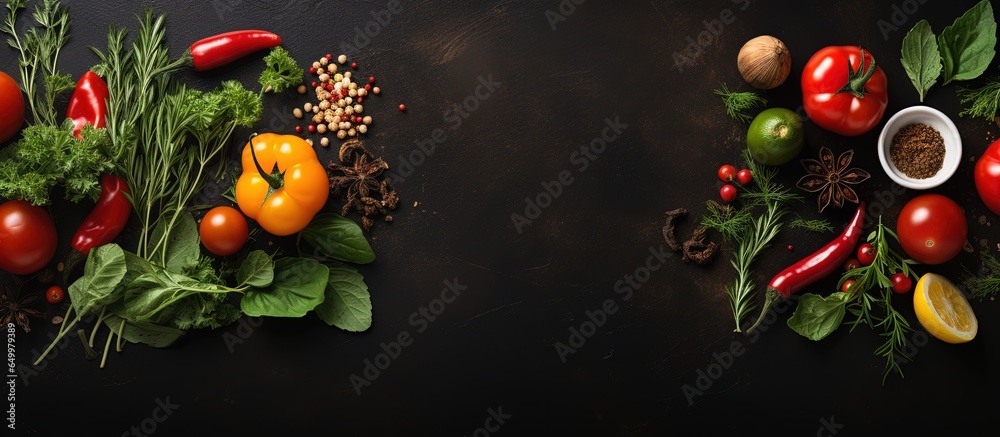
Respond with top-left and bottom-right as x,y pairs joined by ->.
3,0 -> 1000,435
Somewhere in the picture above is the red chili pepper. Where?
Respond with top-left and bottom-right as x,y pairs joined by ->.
744,202 -> 866,333
64,174 -> 132,280
66,71 -> 109,139
187,30 -> 282,72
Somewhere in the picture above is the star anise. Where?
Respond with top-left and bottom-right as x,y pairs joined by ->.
0,282 -> 44,333
796,146 -> 870,213
328,139 -> 399,230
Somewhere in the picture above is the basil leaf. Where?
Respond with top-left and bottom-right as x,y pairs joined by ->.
67,243 -> 128,316
240,258 -> 329,317
237,250 -> 275,288
939,0 -> 996,85
123,270 -> 230,323
299,213 -> 376,264
147,210 -> 200,272
901,19 -> 941,102
102,314 -> 186,349
787,293 -> 850,341
315,262 -> 373,332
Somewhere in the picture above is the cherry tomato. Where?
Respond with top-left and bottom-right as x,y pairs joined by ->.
974,138 -> 1000,215
889,272 -> 912,294
841,278 -> 857,293
801,46 -> 888,136
896,194 -> 967,265
0,200 -> 58,275
45,286 -> 64,304
736,168 -> 753,185
717,164 -> 737,182
857,243 -> 876,266
0,71 -> 24,144
199,206 -> 249,257
843,258 -> 860,271
720,184 -> 737,203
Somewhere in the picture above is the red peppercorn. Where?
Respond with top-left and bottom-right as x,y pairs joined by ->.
325,53 -> 333,60
355,116 -> 363,123
398,104 -> 406,111
295,126 -> 302,133
787,245 -> 794,251
308,67 -> 316,74
311,81 -> 317,88
351,62 -> 358,69
325,83 -> 334,91
307,124 -> 316,133
368,76 -> 375,83
357,97 -> 363,103
364,84 -> 371,91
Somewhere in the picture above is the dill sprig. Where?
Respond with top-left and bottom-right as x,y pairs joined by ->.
713,83 -> 767,123
700,200 -> 751,242
840,218 -> 919,383
788,216 -> 834,233
962,250 -> 1000,300
957,77 -> 1000,122
724,149 -> 800,332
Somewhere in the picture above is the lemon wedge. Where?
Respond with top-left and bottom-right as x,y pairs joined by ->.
913,273 -> 977,344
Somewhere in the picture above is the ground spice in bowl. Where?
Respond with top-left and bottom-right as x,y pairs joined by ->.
889,123 -> 945,179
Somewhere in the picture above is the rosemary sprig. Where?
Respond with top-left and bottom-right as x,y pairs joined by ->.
722,149 -> 800,332
957,77 -> 1000,122
840,218 -> 919,383
788,216 -> 834,233
2,0 -> 74,127
713,83 -> 767,124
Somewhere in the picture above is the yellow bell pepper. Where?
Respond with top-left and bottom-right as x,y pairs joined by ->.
235,133 -> 329,236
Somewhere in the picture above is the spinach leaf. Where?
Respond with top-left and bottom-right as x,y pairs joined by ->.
122,270 -> 230,323
240,257 -> 329,317
237,250 -> 274,288
901,19 -> 941,101
102,314 -> 186,348
939,0 -> 997,85
299,213 -> 376,264
67,243 -> 128,316
787,292 -> 850,341
147,209 -> 200,272
315,262 -> 373,332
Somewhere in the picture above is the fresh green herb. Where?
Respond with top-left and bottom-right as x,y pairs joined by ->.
962,250 -> 1000,300
0,123 -> 113,205
315,261 -> 373,332
721,149 -> 800,332
900,19 -> 941,102
259,46 -> 304,95
938,0 -> 996,85
240,258 -> 330,318
957,77 -> 1000,121
787,217 -> 919,383
298,213 -> 377,264
788,216 -> 834,233
1,0 -> 73,127
700,199 -> 752,242
713,83 -> 767,124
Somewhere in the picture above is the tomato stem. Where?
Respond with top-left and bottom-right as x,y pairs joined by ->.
838,47 -> 877,99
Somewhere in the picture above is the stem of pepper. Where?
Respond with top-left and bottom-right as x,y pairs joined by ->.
249,141 -> 284,204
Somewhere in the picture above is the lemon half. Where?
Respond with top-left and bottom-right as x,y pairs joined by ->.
913,273 -> 977,344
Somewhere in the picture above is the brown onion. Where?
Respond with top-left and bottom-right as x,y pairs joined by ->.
737,35 -> 791,90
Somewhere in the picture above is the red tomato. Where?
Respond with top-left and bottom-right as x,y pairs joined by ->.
199,206 -> 249,257
46,286 -> 64,304
843,258 -> 860,271
801,46 -> 888,136
889,273 -> 912,295
737,169 -> 753,185
717,164 -> 736,182
974,138 -> 1000,215
720,184 -> 737,203
0,71 -> 25,144
857,243 -> 876,266
0,200 -> 57,275
896,194 -> 967,265
841,278 -> 857,293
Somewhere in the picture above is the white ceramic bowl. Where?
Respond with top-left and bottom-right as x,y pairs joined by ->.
877,105 -> 961,190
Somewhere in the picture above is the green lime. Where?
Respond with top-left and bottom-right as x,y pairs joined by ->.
746,107 -> 804,166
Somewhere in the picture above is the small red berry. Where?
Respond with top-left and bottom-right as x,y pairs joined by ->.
355,116 -> 363,123
364,84 -> 372,91
295,126 -> 302,133
311,81 -> 317,88
787,245 -> 794,251
737,168 -> 753,185
357,97 -> 363,103
325,83 -> 334,91
369,76 -> 376,83
398,104 -> 407,112
308,67 -> 316,74
325,53 -> 333,60
351,62 -> 358,69
307,124 -> 316,133
46,286 -> 64,304
717,164 -> 737,182
719,184 -> 737,203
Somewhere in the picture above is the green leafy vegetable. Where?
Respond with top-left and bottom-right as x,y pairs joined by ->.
67,243 -> 127,317
259,46 -> 303,94
102,314 -> 185,349
957,76 -> 1000,121
299,213 -> 376,264
241,258 -> 329,318
237,250 -> 275,288
713,83 -> 767,124
786,292 -> 849,340
938,0 -> 996,85
147,210 -> 200,272
901,19 -> 941,101
316,262 -> 373,332
962,250 -> 1000,300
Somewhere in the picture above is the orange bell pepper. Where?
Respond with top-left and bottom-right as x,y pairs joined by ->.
235,133 -> 329,236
